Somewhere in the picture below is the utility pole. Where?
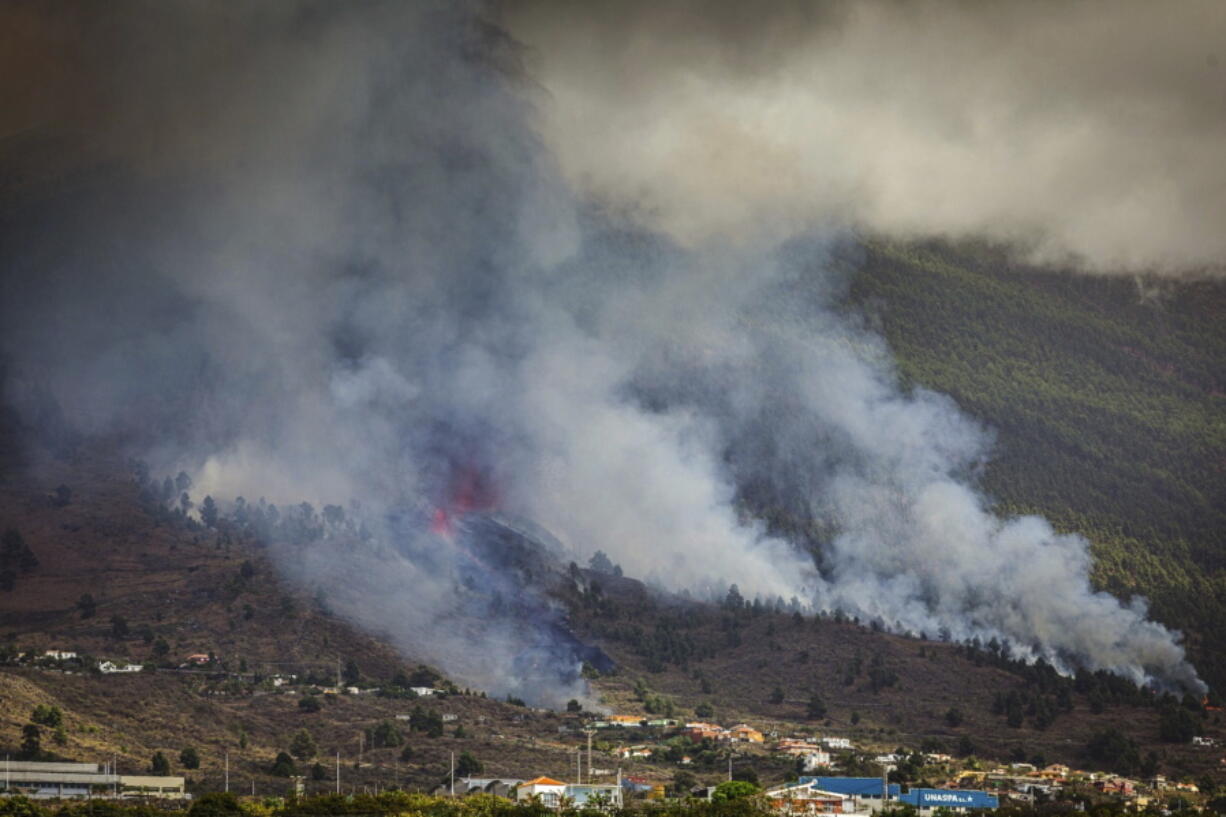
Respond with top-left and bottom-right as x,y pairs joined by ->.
335,752 -> 340,794
880,763 -> 894,806
727,753 -> 732,782
582,728 -> 595,783
449,752 -> 455,796
225,752 -> 230,793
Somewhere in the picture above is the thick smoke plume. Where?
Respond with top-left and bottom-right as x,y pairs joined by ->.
506,0 -> 1226,275
0,0 -> 1204,700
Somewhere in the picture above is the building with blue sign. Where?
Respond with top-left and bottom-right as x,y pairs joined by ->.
898,788 -> 998,814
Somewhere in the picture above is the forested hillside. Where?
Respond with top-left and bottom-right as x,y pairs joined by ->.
846,241 -> 1226,693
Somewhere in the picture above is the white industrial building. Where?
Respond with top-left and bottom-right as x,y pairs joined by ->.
0,760 -> 187,800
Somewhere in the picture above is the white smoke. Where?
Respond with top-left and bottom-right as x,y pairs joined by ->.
0,0 -> 1204,700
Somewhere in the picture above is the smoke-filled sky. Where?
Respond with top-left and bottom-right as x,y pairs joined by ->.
0,0 -> 1214,700
507,0 -> 1226,274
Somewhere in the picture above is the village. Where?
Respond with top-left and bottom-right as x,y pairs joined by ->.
4,648 -> 1224,814
554,713 -> 1218,814
4,657 -> 1221,814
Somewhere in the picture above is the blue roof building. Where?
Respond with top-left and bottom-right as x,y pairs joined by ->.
798,777 -> 901,799
898,789 -> 998,812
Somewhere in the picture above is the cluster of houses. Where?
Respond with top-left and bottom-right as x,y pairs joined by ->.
684,722 -> 766,744
587,716 -> 1220,813
774,737 -> 857,773
40,650 -> 143,674
435,776 -> 626,809
441,773 -> 997,816
594,716 -> 770,746
955,763 -> 1209,810
23,649 -> 215,673
602,715 -> 857,773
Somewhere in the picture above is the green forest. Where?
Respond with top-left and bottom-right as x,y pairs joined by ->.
844,240 -> 1226,693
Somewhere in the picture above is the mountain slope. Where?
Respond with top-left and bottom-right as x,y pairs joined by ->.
1,428 -> 1223,791
845,240 -> 1226,692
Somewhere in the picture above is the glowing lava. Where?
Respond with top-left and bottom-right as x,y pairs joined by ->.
429,465 -> 498,539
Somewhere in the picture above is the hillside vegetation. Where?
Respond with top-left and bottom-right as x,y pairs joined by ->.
564,568 -> 1225,784
845,240 -> 1226,692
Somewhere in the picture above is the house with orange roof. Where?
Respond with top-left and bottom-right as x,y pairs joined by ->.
684,722 -> 726,741
516,777 -> 623,810
730,724 -> 765,743
517,777 -> 567,807
1040,764 -> 1069,781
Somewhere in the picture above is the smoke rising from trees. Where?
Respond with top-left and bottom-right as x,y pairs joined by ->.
0,0 -> 1204,700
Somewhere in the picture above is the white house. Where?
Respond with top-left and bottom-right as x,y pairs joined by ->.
516,777 -> 568,808
98,661 -> 143,674
822,737 -> 852,750
564,784 -> 623,810
44,650 -> 78,661
801,751 -> 834,772
411,686 -> 437,697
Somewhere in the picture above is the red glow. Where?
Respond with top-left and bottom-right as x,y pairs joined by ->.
431,507 -> 453,537
429,464 -> 499,538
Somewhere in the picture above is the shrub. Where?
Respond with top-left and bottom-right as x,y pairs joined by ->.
269,751 -> 296,777
455,752 -> 482,777
188,792 -> 243,817
31,705 -> 63,728
290,729 -> 318,760
712,780 -> 759,802
151,752 -> 170,775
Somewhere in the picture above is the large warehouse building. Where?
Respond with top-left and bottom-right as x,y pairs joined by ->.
1,760 -> 187,800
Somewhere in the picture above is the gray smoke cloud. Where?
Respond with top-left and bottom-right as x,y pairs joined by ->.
505,0 -> 1226,275
0,0 -> 1204,701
